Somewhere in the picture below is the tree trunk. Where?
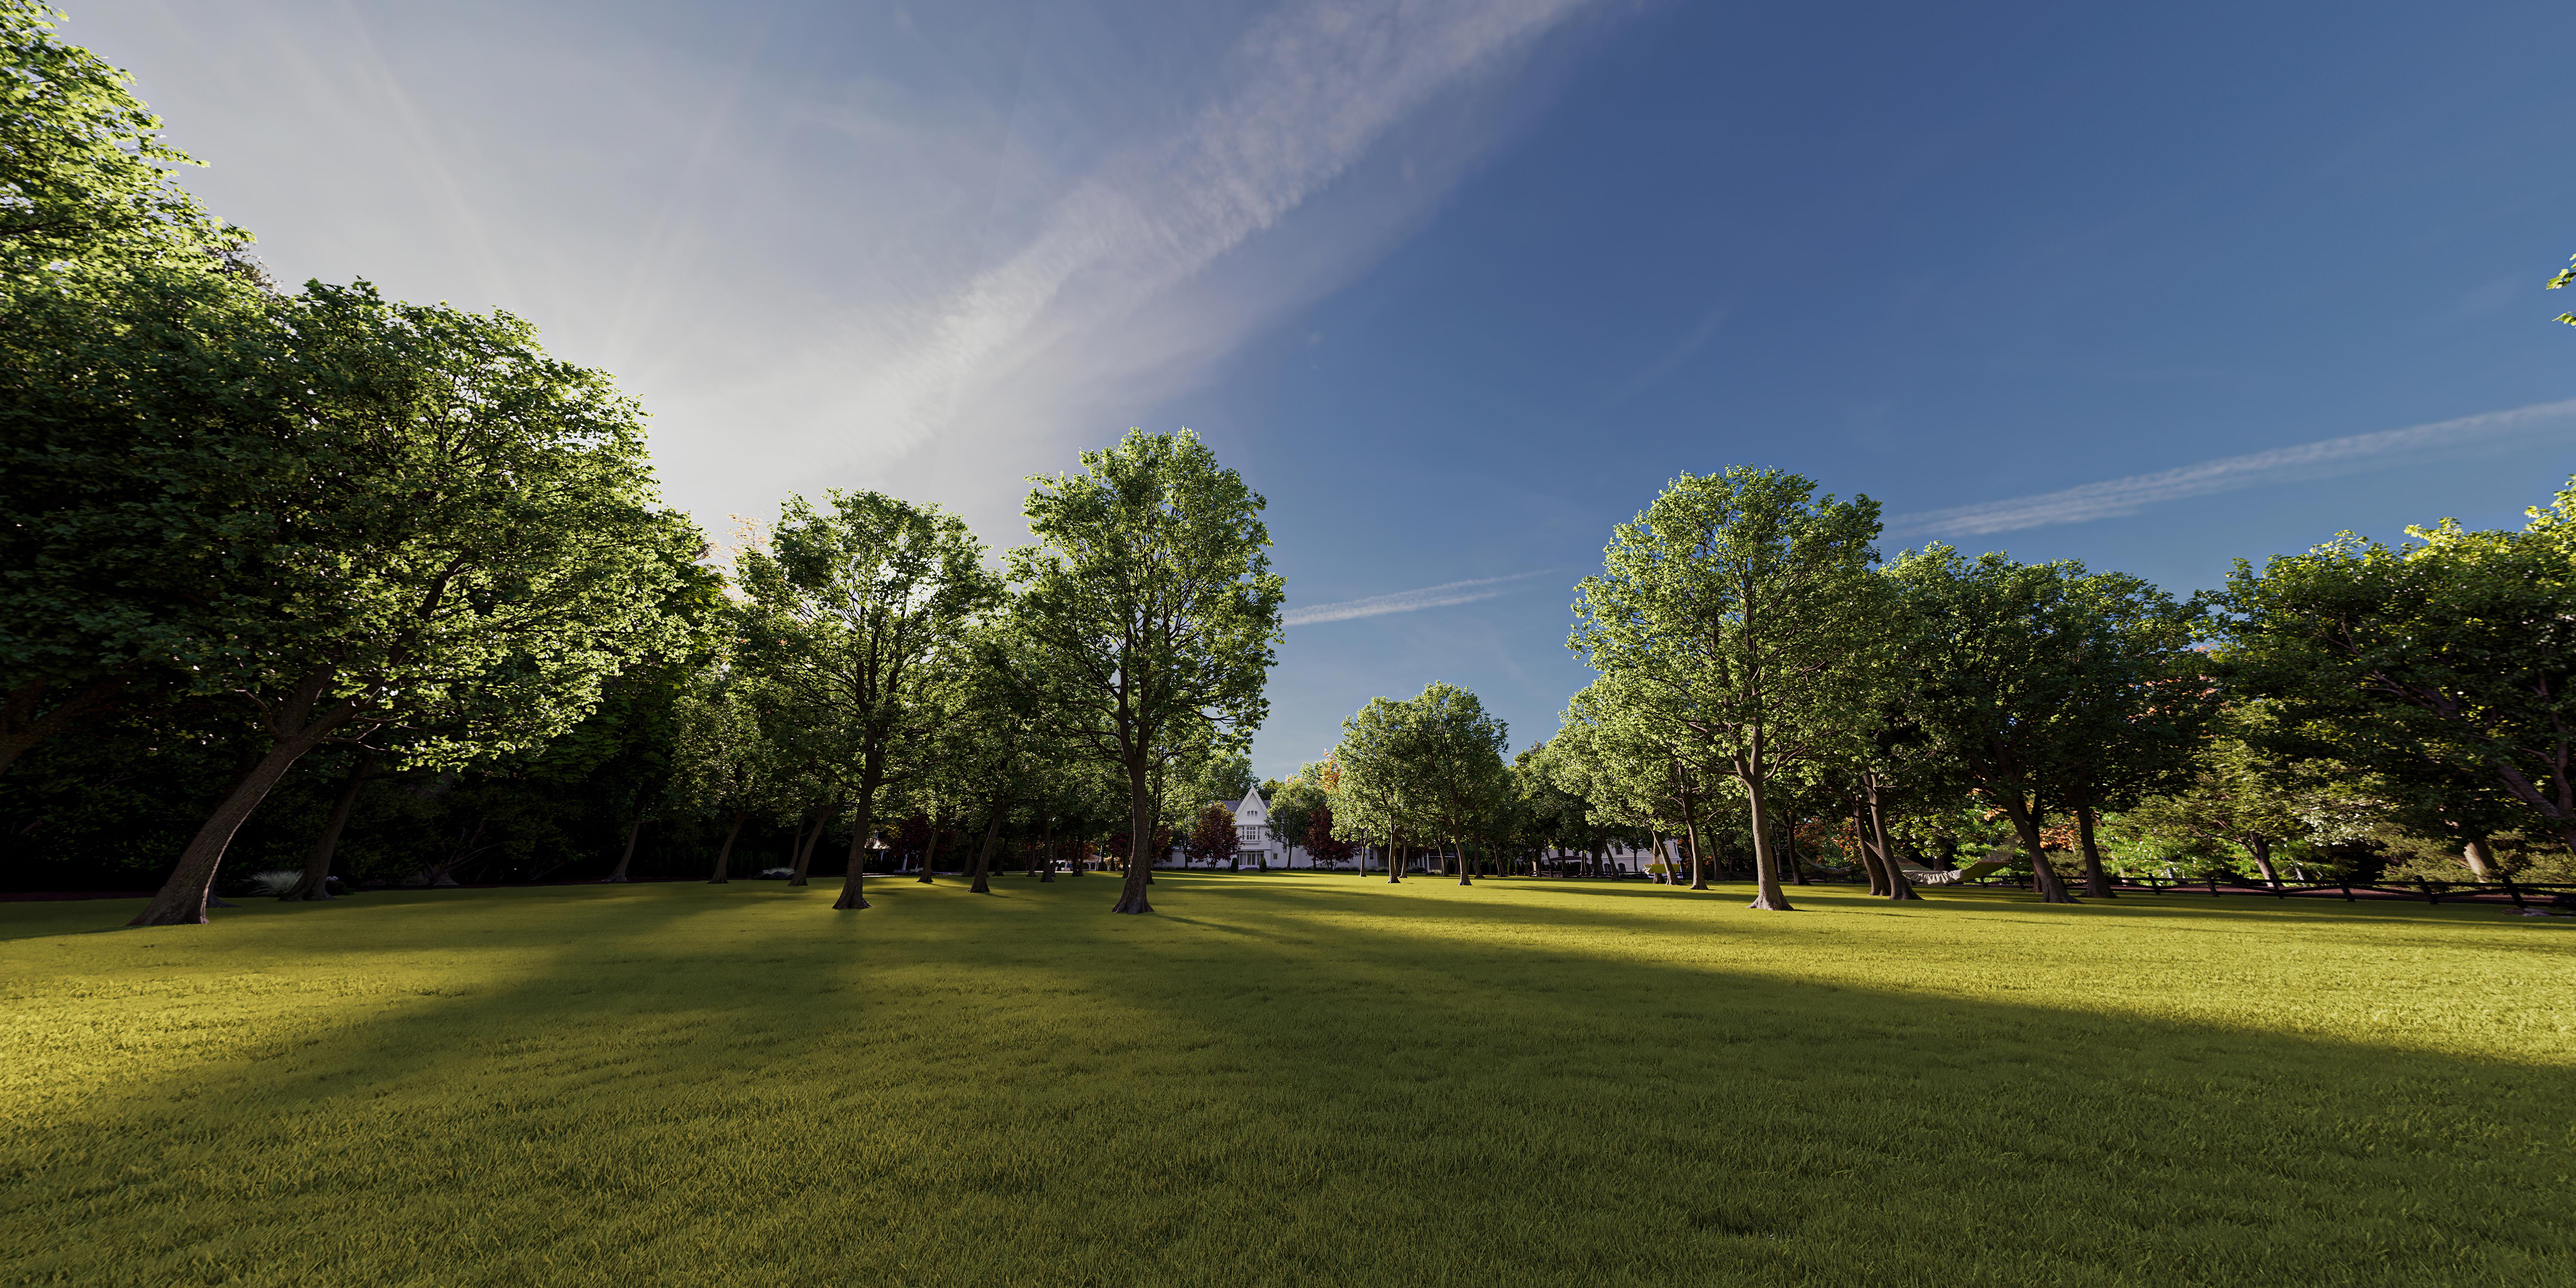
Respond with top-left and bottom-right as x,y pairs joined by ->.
789,799 -> 831,887
1455,836 -> 1473,886
1853,792 -> 1889,896
1683,791 -> 1710,890
1386,837 -> 1403,884
969,803 -> 1004,894
0,674 -> 124,779
834,775 -> 879,911
710,811 -> 746,884
423,816 -> 495,887
917,811 -> 940,883
2462,838 -> 2497,880
604,812 -> 644,883
1864,779 -> 1918,902
1999,796 -> 2078,904
1113,759 -> 1156,914
2246,834 -> 2280,887
1783,820 -> 1810,886
1038,814 -> 1055,882
131,678 -> 361,927
2074,803 -> 2117,898
1743,772 -> 1794,911
284,753 -> 373,901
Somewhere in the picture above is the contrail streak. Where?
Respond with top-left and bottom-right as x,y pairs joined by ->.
1285,570 -> 1558,627
1885,398 -> 2576,539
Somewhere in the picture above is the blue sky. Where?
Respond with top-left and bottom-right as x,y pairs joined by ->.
68,0 -> 2576,777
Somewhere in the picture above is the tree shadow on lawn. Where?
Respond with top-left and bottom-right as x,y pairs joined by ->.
7,878 -> 2570,1287
0,879 -> 840,946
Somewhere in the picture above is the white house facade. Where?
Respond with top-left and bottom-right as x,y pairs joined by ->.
1230,788 -> 1282,866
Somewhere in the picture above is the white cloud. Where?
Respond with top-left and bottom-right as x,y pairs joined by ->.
72,0 -> 1613,545
749,0 -> 1606,477
1286,570 -> 1558,626
1884,398 -> 2576,539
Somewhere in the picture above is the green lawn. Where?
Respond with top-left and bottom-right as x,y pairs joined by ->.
3,874 -> 2570,1286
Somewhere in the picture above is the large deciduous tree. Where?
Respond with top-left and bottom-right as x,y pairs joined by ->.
1570,467 -> 1880,911
2050,573 -> 2215,896
0,2 -> 242,285
1005,430 -> 1283,915
128,283 -> 694,926
2225,485 -> 2576,857
1,272 -> 276,775
1403,684 -> 1513,887
735,490 -> 998,911
1883,547 -> 2123,905
1332,697 -> 1419,882
0,3 -> 269,775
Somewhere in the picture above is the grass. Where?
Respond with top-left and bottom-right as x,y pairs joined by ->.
3,874 -> 2572,1286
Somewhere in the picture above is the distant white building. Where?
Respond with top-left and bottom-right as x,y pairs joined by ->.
1163,787 -> 1296,868
1231,787 -> 1283,867
1166,786 -> 1675,874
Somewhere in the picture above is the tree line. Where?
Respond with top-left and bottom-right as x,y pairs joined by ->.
1273,464 -> 2576,907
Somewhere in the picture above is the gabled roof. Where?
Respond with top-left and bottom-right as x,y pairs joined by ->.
1234,787 -> 1267,820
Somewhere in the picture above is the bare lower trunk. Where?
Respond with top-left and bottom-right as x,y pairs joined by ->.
133,735 -> 333,926
2246,834 -> 2280,886
604,813 -> 643,883
284,753 -> 373,901
2001,798 -> 2077,904
789,798 -> 832,887
1455,837 -> 1473,887
1783,822 -> 1810,885
1684,794 -> 1709,890
1386,838 -> 1403,884
969,804 -> 1004,894
2075,803 -> 2117,898
710,811 -> 745,884
2461,838 -> 2497,880
1744,773 -> 1794,911
833,787 -> 876,911
1113,762 -> 1154,914
1038,816 -> 1055,882
1865,780 -> 1919,902
132,677 -> 360,927
1855,793 -> 1890,896
917,814 -> 940,883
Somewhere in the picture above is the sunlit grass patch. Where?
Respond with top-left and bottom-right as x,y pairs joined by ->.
3,875 -> 2570,1285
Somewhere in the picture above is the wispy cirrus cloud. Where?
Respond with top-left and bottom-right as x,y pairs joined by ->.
123,0 -> 1616,541
1285,570 -> 1560,627
764,0 -> 1607,475
1884,398 -> 2576,539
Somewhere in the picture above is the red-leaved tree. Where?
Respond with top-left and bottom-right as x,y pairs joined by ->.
1182,803 -> 1239,869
